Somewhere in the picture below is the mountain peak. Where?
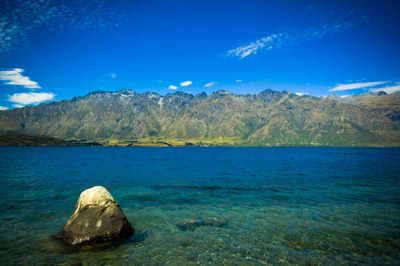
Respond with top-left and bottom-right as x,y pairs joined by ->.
116,89 -> 135,95
258,89 -> 280,95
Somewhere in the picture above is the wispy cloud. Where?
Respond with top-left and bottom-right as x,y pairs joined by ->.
329,81 -> 389,92
225,21 -> 354,59
12,104 -> 24,108
370,84 -> 400,94
236,79 -> 243,83
0,1 -> 126,57
204,82 -> 216,88
295,92 -> 308,96
8,92 -> 55,106
0,68 -> 40,89
168,85 -> 178,90
226,35 -> 278,59
0,105 -> 8,110
180,81 -> 192,87
100,72 -> 117,80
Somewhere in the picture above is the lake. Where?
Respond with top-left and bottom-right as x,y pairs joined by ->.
0,147 -> 399,265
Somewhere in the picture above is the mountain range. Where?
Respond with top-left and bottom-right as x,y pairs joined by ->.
0,89 -> 399,146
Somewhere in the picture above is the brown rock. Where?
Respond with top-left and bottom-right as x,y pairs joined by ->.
61,186 -> 134,245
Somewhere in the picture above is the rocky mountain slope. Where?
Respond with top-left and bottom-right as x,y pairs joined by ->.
0,89 -> 399,146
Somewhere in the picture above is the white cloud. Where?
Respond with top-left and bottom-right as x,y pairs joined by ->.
180,80 -> 192,87
370,84 -> 400,94
100,72 -> 117,80
226,35 -> 279,59
8,92 -> 55,105
236,79 -> 242,83
0,68 -> 41,89
204,82 -> 216,88
12,104 -> 25,108
329,81 -> 389,92
168,85 -> 178,90
225,21 -> 354,59
0,105 -> 8,110
295,92 -> 308,96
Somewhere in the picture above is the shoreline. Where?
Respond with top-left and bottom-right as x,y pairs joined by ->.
1,134 -> 399,148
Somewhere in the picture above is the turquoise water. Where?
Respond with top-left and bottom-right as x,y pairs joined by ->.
0,147 -> 400,265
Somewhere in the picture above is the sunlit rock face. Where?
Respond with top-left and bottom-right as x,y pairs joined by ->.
1,90 -> 400,146
61,186 -> 134,246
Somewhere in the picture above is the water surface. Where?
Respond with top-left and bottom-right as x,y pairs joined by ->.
0,147 -> 399,265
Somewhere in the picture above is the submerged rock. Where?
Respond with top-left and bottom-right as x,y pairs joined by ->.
176,219 -> 201,231
60,186 -> 134,245
176,217 -> 228,231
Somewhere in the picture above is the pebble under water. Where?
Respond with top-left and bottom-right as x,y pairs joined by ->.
0,147 -> 399,265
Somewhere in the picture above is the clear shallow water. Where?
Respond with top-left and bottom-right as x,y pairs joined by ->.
0,147 -> 400,265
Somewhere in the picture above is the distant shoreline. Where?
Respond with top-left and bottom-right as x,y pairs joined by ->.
0,135 -> 399,148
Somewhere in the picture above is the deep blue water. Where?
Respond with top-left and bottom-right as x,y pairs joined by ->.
0,147 -> 400,265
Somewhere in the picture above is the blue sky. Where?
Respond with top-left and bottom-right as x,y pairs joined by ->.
0,0 -> 399,109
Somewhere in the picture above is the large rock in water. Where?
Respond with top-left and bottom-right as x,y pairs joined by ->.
61,186 -> 134,245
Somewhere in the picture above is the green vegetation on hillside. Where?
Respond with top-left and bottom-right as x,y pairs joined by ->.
0,90 -> 399,146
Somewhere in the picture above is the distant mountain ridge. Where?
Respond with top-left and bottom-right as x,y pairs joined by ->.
0,89 -> 399,146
